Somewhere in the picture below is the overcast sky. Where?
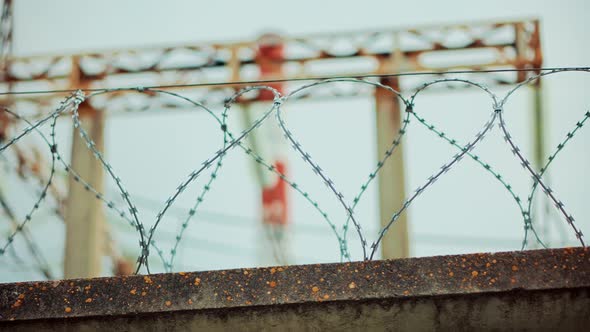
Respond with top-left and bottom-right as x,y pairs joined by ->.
1,0 -> 589,282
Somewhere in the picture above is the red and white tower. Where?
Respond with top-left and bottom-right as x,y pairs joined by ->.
242,33 -> 292,266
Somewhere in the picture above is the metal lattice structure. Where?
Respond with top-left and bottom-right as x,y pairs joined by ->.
2,19 -> 542,110
0,10 -> 552,279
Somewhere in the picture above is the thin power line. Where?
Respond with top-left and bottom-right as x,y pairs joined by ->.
120,192 -> 527,247
0,66 -> 588,96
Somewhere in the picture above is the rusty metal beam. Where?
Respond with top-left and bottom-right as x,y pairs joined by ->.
1,19 -> 541,95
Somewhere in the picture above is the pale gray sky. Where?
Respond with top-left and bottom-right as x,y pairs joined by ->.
1,0 -> 589,282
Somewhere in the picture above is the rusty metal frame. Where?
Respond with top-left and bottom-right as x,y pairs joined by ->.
1,19 -> 542,110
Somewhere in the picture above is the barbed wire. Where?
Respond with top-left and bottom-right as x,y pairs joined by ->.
0,67 -> 588,275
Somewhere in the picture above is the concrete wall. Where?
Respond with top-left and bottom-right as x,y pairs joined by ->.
1,247 -> 589,331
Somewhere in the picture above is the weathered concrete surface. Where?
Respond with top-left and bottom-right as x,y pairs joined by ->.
1,247 -> 589,331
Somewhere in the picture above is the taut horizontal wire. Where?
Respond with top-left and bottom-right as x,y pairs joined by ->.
0,66 -> 588,96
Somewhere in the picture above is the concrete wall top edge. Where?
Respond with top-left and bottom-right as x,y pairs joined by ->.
1,247 -> 588,322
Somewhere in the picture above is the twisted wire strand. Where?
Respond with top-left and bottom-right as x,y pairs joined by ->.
370,107 -> 499,259
367,78 -> 500,259
0,68 -> 588,275
283,78 -> 411,260
0,94 -> 82,254
498,110 -> 585,245
410,110 -> 547,250
523,111 -> 590,245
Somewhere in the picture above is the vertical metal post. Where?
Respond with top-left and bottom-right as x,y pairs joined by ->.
64,58 -> 105,278
375,76 -> 409,259
243,34 -> 291,266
